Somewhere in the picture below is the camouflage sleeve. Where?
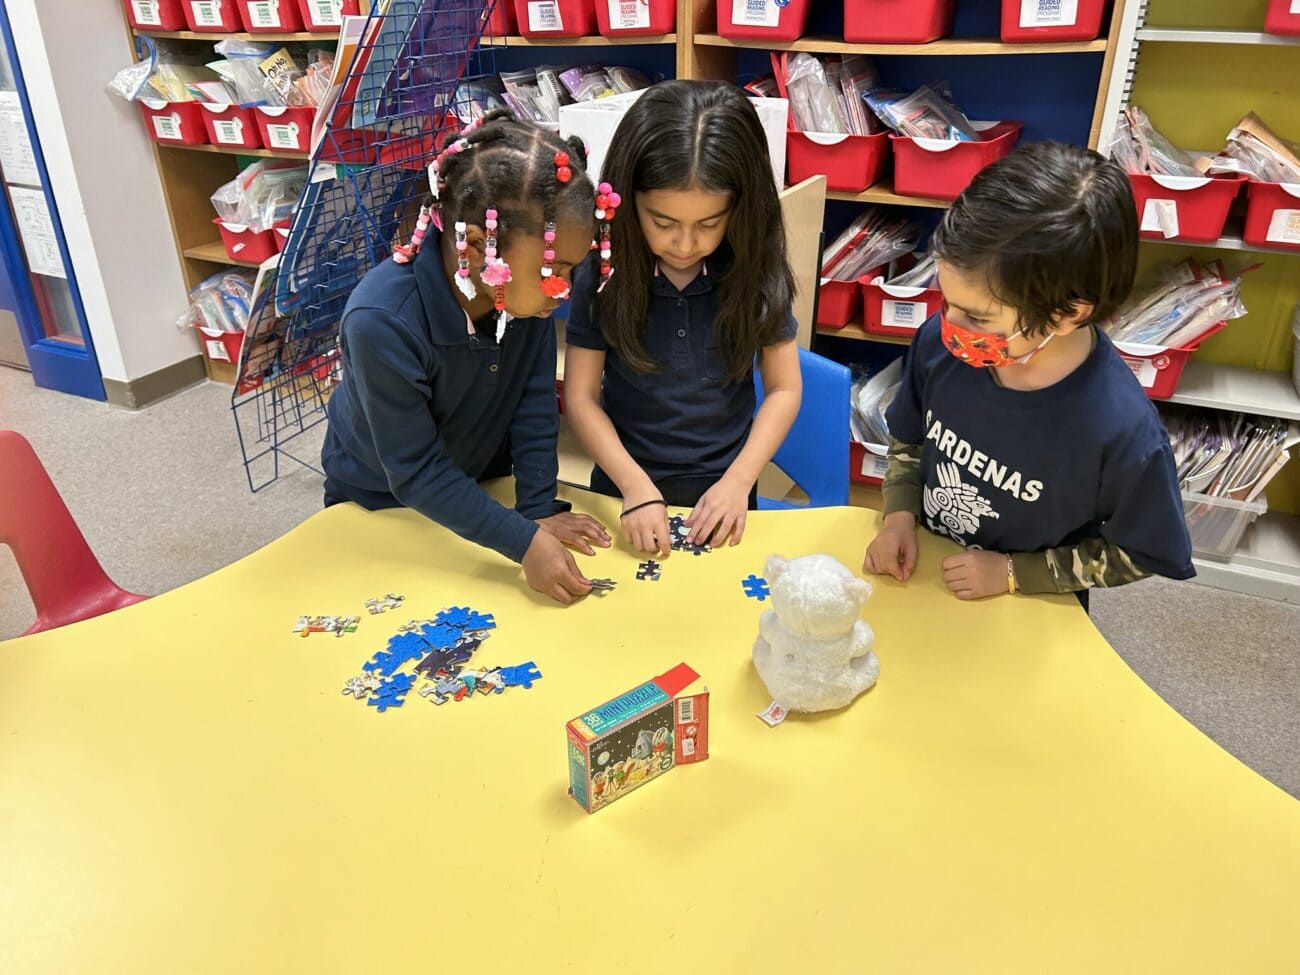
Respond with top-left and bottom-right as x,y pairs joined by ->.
1012,538 -> 1153,594
881,440 -> 923,517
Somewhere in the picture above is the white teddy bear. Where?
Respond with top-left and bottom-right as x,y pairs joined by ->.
752,554 -> 879,717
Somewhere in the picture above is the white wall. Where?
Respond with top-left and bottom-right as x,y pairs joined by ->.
6,0 -> 194,384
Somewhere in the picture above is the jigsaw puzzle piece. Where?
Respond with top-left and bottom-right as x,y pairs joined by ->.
498,661 -> 542,689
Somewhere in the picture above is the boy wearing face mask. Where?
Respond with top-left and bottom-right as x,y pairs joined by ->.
863,142 -> 1194,606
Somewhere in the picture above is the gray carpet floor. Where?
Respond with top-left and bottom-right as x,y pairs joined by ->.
2,366 -> 1297,797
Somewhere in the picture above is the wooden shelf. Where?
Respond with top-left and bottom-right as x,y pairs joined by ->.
483,33 -> 676,47
826,184 -> 951,209
1192,511 -> 1300,604
817,322 -> 912,344
183,241 -> 265,269
160,143 -> 310,161
1165,361 -> 1300,422
693,33 -> 1108,56
133,29 -> 337,41
1145,231 -> 1300,258
1136,27 -> 1300,47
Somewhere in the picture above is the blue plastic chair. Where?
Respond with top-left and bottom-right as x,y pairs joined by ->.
755,347 -> 851,509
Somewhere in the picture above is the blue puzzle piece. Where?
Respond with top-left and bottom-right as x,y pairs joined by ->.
363,631 -> 429,675
416,622 -> 463,650
458,611 -> 495,631
367,673 -> 416,712
741,575 -> 770,601
434,606 -> 474,628
498,661 -> 542,689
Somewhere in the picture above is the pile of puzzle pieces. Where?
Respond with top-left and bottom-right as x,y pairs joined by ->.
339,605 -> 542,713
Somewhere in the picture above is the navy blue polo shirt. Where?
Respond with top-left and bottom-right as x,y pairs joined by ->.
565,256 -> 796,483
321,229 -> 568,564
887,314 -> 1194,579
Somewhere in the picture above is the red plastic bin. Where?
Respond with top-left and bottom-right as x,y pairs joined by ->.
214,220 -> 280,265
1001,0 -> 1107,43
273,220 -> 292,253
124,0 -> 188,30
297,0 -> 360,30
816,278 -> 863,330
255,105 -> 316,154
484,0 -> 518,34
1243,181 -> 1300,252
139,100 -> 207,145
238,0 -> 304,31
199,103 -> 262,150
596,0 -> 674,36
862,275 -> 942,337
844,0 -> 955,44
513,0 -> 597,37
1128,172 -> 1244,243
1265,0 -> 1300,36
891,120 -> 1022,201
1114,324 -> 1227,401
183,0 -> 242,31
717,0 -> 810,43
850,440 -> 889,486
787,131 -> 891,193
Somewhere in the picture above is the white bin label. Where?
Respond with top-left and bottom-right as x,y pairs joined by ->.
860,452 -> 888,481
131,1 -> 162,26
212,117 -> 245,145
246,1 -> 282,27
528,1 -> 564,31
206,339 -> 232,362
190,1 -> 224,27
1120,355 -> 1158,389
609,0 -> 650,30
734,0 -> 779,28
882,299 -> 927,329
1266,208 -> 1300,245
1020,0 -> 1079,27
267,122 -> 301,150
309,0 -> 344,25
1141,198 -> 1180,239
152,112 -> 183,141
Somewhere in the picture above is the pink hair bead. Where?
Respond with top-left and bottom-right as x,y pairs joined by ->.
543,230 -> 556,242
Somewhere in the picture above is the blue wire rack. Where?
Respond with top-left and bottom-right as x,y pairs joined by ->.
232,0 -> 501,491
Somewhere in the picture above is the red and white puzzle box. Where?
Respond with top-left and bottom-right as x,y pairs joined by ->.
566,663 -> 709,813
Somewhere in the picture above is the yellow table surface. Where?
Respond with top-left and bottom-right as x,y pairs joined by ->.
2,486 -> 1296,973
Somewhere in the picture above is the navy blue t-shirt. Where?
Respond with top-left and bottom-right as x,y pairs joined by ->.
887,315 -> 1194,579
565,256 -> 796,483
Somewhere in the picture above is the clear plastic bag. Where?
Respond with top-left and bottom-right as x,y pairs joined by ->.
886,254 -> 938,288
1108,106 -> 1199,177
822,208 -> 919,281
560,65 -> 618,102
865,81 -> 977,141
1104,259 -> 1249,347
838,56 -> 881,136
210,39 -> 302,106
107,38 -> 223,102
851,358 -> 903,446
608,66 -> 651,95
1200,112 -> 1300,183
211,162 -> 307,233
176,271 -> 255,334
787,53 -> 847,135
291,49 -> 335,109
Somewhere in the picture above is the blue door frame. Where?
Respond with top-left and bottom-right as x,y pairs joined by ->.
0,0 -> 105,400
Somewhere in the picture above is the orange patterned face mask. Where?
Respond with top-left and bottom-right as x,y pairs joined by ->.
940,310 -> 1055,368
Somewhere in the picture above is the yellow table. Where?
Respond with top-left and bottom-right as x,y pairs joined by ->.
2,486 -> 1296,973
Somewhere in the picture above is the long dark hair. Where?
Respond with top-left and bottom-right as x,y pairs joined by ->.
597,81 -> 795,380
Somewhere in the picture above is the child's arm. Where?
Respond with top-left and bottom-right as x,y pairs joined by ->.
344,309 -> 590,603
564,344 -> 672,555
686,338 -> 801,547
508,321 -> 611,557
940,539 -> 1151,599
864,440 -> 923,581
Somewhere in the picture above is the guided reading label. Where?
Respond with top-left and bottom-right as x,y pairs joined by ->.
528,0 -> 565,31
1020,0 -> 1079,27
190,1 -> 224,27
882,299 -> 926,329
1266,209 -> 1300,245
212,118 -> 246,145
152,113 -> 183,141
131,1 -> 162,25
246,1 -> 282,27
860,451 -> 888,481
1120,355 -> 1158,389
267,122 -> 301,150
609,0 -> 650,29
734,0 -> 779,29
309,0 -> 344,24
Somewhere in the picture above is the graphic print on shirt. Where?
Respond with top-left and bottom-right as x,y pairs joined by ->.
922,411 -> 1045,546
924,462 -> 1001,543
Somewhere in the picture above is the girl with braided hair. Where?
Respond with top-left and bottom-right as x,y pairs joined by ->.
322,111 -> 611,605
565,81 -> 802,556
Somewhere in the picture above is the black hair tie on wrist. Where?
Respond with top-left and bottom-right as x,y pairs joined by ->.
620,499 -> 667,519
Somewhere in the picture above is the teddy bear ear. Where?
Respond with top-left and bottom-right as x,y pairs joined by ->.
845,575 -> 873,602
764,554 -> 788,582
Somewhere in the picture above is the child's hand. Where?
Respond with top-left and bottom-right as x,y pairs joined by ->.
942,550 -> 1010,600
522,529 -> 592,605
620,495 -> 671,557
536,512 -> 611,556
686,475 -> 750,547
863,512 -> 919,581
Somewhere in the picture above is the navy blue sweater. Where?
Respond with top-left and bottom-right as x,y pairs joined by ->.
321,232 -> 568,563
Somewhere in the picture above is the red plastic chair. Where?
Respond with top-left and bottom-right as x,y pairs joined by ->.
0,430 -> 147,635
